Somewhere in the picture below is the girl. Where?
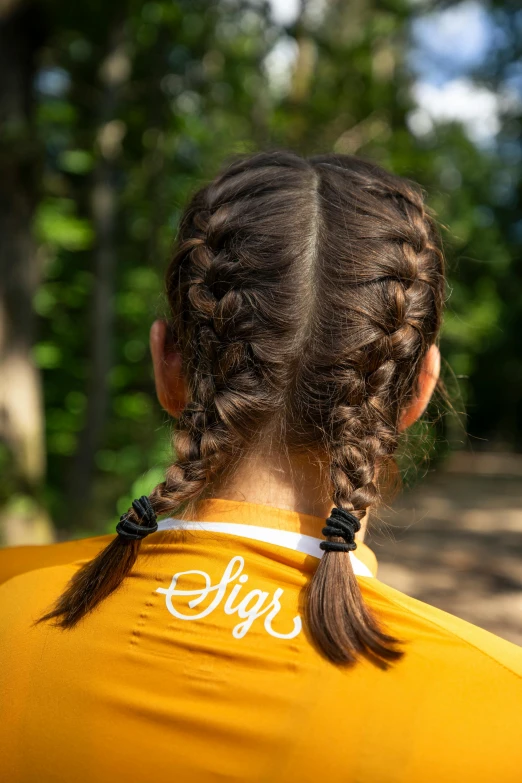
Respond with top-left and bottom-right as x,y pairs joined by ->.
1,151 -> 521,782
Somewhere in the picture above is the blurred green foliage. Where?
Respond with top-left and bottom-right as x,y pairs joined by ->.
2,0 -> 521,536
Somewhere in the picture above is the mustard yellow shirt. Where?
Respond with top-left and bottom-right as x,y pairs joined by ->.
1,498 -> 521,783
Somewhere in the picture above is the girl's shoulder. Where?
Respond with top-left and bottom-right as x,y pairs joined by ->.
362,576 -> 522,680
0,534 -> 114,587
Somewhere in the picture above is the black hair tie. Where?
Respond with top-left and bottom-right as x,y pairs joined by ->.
320,507 -> 361,553
116,495 -> 158,541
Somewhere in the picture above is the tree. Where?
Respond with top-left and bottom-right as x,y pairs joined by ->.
0,0 -> 53,543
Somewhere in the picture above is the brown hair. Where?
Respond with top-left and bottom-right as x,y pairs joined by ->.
38,151 -> 445,666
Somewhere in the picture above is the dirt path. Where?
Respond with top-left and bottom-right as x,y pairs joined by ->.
368,452 -> 522,646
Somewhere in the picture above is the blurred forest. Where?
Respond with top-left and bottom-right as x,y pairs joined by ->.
1,0 -> 521,545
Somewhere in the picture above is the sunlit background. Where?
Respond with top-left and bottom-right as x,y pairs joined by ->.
1,0 -> 521,642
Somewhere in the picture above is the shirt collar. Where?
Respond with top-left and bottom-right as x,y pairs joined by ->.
173,497 -> 378,578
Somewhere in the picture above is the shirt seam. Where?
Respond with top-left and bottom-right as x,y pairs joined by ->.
373,583 -> 522,681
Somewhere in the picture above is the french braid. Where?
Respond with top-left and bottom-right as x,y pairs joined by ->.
302,156 -> 444,662
41,151 -> 445,669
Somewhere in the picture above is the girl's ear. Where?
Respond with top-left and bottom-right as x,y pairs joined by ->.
149,320 -> 187,417
399,344 -> 440,432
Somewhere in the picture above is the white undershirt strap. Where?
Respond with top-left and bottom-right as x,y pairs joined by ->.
157,518 -> 374,578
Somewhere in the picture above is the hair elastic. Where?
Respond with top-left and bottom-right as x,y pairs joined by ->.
320,506 -> 361,553
116,495 -> 158,541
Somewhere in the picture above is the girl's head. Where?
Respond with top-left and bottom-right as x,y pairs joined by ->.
40,151 -> 445,665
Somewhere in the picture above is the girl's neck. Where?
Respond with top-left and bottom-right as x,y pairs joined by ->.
211,448 -> 369,540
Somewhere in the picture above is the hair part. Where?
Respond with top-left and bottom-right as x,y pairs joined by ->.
38,150 -> 445,667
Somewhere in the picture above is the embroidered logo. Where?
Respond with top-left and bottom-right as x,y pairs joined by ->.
156,555 -> 302,640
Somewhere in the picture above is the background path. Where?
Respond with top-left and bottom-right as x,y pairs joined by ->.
369,452 -> 522,645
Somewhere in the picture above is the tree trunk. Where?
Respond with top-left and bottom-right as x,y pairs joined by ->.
67,23 -> 130,520
0,0 -> 54,545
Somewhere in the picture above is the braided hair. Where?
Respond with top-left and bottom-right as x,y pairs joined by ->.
39,151 -> 445,666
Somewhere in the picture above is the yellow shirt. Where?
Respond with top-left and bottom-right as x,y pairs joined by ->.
1,498 -> 521,783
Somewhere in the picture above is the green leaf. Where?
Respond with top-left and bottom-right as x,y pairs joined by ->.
35,199 -> 94,250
